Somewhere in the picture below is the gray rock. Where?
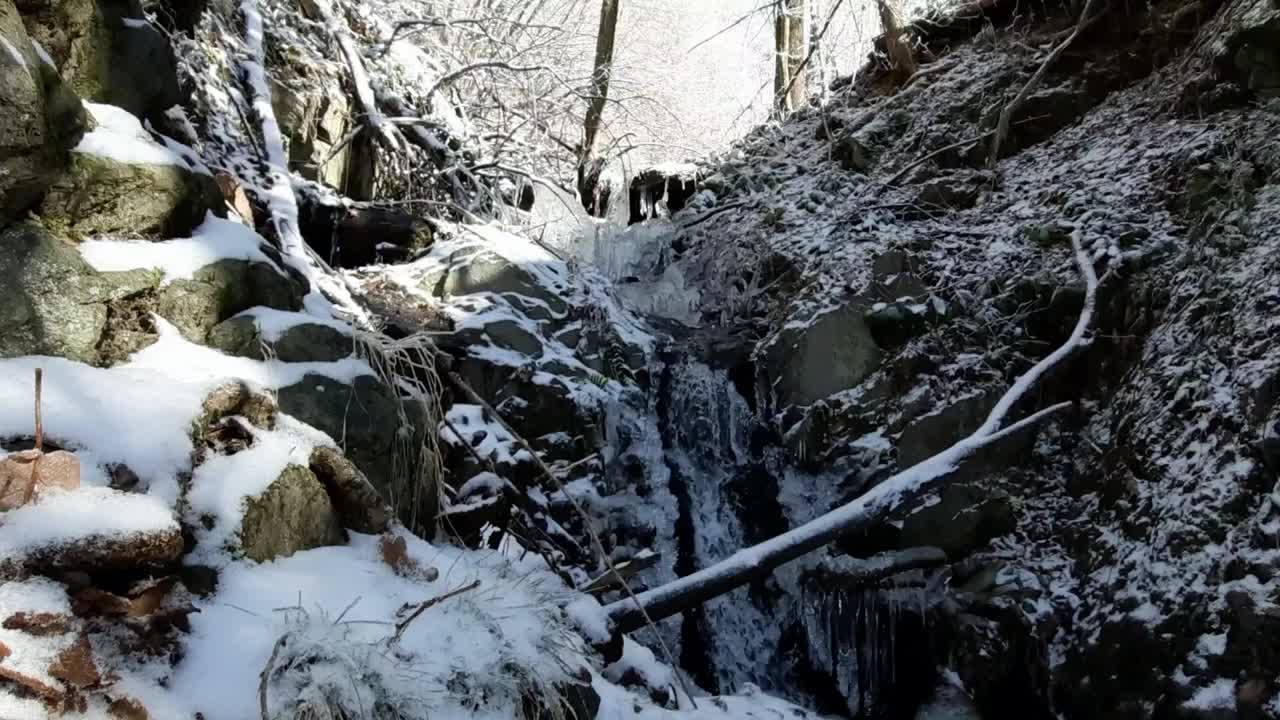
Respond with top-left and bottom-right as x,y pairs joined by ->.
277,374 -> 401,495
39,151 -> 222,239
158,260 -> 306,343
760,301 -> 883,410
0,0 -> 87,224
18,0 -> 180,124
239,464 -> 345,562
484,319 -> 543,356
419,248 -> 568,320
0,223 -> 160,363
896,483 -> 1015,557
207,315 -> 352,363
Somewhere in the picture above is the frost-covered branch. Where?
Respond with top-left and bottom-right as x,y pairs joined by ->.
604,233 -> 1100,635
806,547 -> 948,587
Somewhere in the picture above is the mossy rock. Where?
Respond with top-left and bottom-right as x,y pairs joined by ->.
18,0 -> 180,123
0,0 -> 88,224
157,260 -> 307,343
0,223 -> 160,363
39,151 -> 222,239
239,464 -> 344,562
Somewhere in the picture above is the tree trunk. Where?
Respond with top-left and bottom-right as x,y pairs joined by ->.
602,234 -> 1101,635
578,0 -> 621,214
774,0 -> 806,113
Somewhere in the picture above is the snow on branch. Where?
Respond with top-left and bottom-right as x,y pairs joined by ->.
238,0 -> 368,325
603,232 -> 1101,635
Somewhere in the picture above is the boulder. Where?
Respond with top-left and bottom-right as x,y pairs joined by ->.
0,223 -> 160,363
418,248 -> 569,321
157,260 -> 307,343
1230,6 -> 1280,97
760,301 -> 884,410
895,483 -> 1016,557
0,0 -> 87,224
18,0 -> 181,124
276,374 -> 403,495
207,316 -> 353,363
39,151 -> 222,239
239,464 -> 344,562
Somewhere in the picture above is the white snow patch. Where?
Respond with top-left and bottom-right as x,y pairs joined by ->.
76,103 -> 187,166
0,487 -> 177,558
80,214 -> 286,283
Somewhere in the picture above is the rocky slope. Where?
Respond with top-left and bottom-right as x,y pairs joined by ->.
0,0 -> 1277,718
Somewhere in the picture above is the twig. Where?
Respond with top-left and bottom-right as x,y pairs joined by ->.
33,369 -> 42,452
678,201 -> 747,229
883,131 -> 995,188
23,369 -> 44,506
258,634 -> 288,720
391,579 -> 481,642
988,0 -> 1102,167
447,372 -> 698,708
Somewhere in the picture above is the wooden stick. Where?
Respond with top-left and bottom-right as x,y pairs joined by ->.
33,369 -> 42,453
23,369 -> 43,506
258,634 -> 288,720
392,579 -> 481,642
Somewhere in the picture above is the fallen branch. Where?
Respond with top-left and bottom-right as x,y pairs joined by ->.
805,547 -> 948,587
391,579 -> 481,642
987,0 -> 1101,167
320,3 -> 403,153
603,232 -> 1100,635
258,634 -> 288,720
581,551 -> 661,595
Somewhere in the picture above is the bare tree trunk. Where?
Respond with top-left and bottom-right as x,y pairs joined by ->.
578,0 -> 621,214
603,234 -> 1102,635
774,0 -> 806,113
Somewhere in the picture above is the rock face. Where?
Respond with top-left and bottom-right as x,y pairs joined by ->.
239,464 -> 345,562
39,151 -> 222,238
0,223 -> 159,363
0,0 -> 87,224
759,301 -> 884,410
276,374 -> 407,504
17,0 -> 180,123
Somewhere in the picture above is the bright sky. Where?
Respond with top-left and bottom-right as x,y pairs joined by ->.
598,0 -> 885,168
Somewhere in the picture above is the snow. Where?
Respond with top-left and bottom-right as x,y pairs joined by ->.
238,0 -> 370,325
28,39 -> 53,68
0,487 -> 177,558
0,36 -> 28,75
80,213 -> 287,283
158,530 -> 585,720
184,419 -> 319,564
1185,678 -> 1236,711
235,306 -> 354,342
0,578 -> 75,689
76,103 -> 188,167
0,321 -> 371,507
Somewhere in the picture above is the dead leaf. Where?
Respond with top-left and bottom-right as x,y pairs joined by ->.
0,640 -> 10,662
71,588 -> 131,618
214,171 -> 254,225
0,449 -> 81,510
48,634 -> 100,689
378,534 -> 440,582
108,696 -> 150,720
0,664 -> 64,703
125,577 -> 178,618
2,611 -> 74,636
